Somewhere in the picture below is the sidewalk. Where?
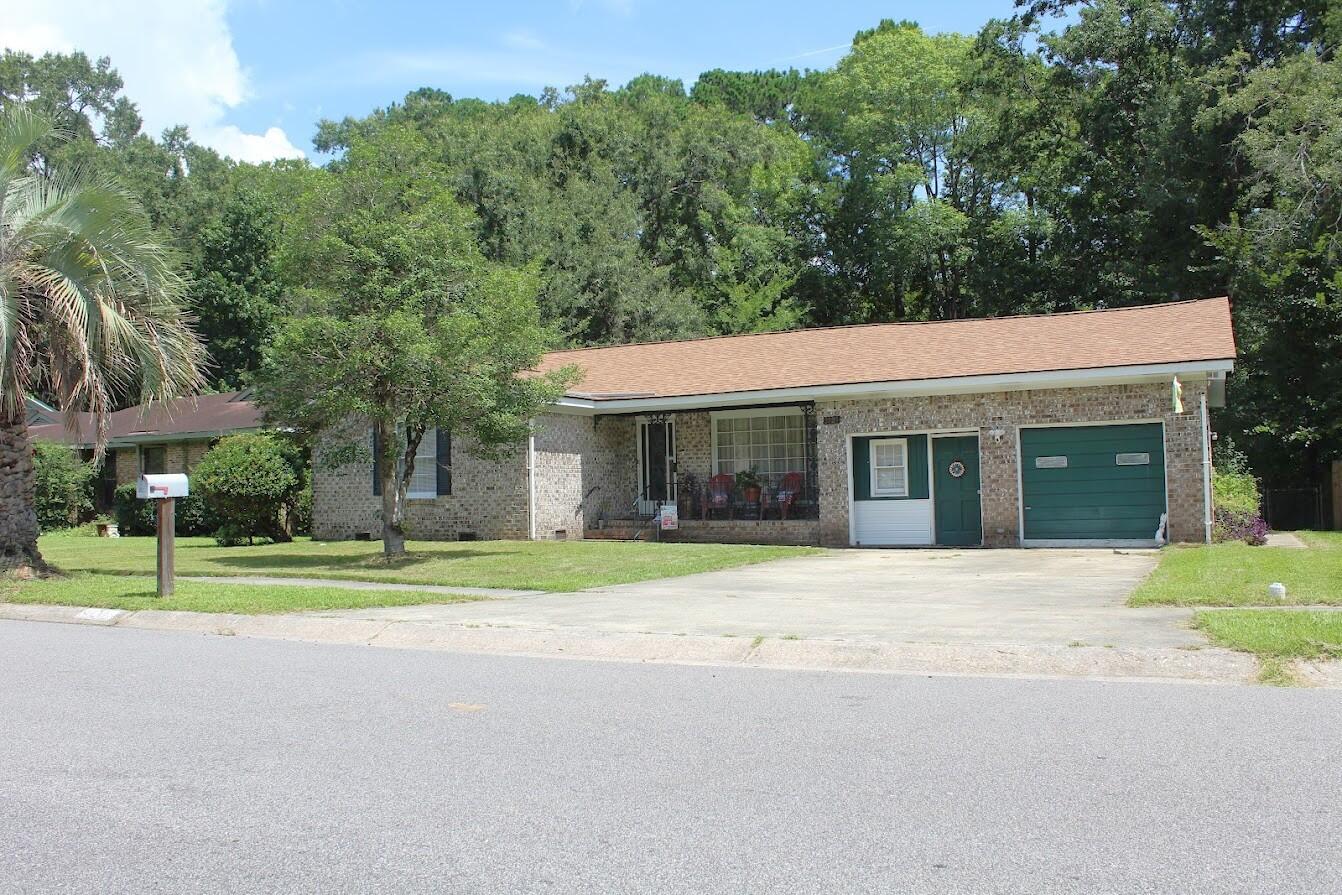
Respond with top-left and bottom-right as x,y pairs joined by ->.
1,599 -> 1291,686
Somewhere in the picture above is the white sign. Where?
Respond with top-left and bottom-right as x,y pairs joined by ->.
658,502 -> 679,531
1034,455 -> 1068,469
1115,452 -> 1151,466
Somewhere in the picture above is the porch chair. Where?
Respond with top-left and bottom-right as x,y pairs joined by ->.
775,471 -> 805,520
703,474 -> 735,520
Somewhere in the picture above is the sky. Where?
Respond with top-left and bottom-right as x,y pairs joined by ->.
3,0 -> 1034,164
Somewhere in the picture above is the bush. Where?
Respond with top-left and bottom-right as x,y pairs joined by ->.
1211,440 -> 1267,545
32,441 -> 94,531
289,471 -> 313,536
194,433 -> 301,545
113,484 -> 157,535
174,492 -> 221,537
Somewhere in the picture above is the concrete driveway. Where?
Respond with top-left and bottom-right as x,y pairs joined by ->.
318,548 -> 1200,649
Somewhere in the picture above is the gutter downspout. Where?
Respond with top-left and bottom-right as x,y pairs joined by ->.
1200,391 -> 1213,544
527,426 -> 537,541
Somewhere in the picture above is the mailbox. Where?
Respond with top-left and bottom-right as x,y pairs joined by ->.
137,473 -> 189,500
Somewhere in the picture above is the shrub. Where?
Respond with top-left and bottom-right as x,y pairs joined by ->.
194,433 -> 300,545
1211,439 -> 1266,545
32,441 -> 94,531
289,471 -> 313,536
174,492 -> 221,537
113,483 -> 157,535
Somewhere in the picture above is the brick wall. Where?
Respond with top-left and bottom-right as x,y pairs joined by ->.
661,518 -> 820,546
531,413 -> 638,539
111,440 -> 213,486
311,417 -> 530,541
816,380 -> 1210,547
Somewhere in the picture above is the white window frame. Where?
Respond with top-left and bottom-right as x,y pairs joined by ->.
406,428 -> 438,500
709,407 -> 806,479
869,437 -> 909,498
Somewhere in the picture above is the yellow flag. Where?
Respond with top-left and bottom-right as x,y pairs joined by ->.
1172,377 -> 1184,414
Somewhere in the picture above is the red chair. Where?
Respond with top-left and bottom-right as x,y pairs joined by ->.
775,472 -> 805,520
704,474 -> 735,520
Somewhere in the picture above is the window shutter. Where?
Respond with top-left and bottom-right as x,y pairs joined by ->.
435,429 -> 452,495
371,426 -> 381,496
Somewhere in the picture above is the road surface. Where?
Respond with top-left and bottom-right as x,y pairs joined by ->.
2,620 -> 1338,894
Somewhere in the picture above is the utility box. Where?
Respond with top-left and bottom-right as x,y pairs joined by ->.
137,473 -> 189,500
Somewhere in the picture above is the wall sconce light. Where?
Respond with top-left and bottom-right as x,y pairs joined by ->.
987,427 -> 1006,444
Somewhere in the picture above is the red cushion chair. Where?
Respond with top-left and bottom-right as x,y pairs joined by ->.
704,473 -> 734,520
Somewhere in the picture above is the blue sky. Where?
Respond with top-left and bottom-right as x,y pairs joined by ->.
7,1 -> 1035,162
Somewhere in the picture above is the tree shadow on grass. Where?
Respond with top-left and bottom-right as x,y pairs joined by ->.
199,548 -> 508,573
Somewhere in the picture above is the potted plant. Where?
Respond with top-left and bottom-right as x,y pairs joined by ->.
735,469 -> 762,504
94,515 -> 119,538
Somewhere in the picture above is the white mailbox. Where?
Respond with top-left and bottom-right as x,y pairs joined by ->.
137,473 -> 189,500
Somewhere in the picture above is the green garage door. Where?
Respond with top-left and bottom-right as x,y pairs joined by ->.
1020,424 -> 1166,541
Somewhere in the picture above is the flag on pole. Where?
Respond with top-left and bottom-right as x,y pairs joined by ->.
1171,377 -> 1184,413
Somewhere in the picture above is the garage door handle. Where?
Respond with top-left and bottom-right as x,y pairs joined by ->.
1024,506 -> 1032,511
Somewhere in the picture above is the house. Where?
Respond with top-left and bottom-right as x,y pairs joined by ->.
30,391 -> 263,510
312,298 -> 1236,548
25,396 -> 59,426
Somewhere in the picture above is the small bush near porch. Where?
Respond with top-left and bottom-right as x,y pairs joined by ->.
32,531 -> 819,594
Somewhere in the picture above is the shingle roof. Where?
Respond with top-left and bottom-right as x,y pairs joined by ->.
30,391 -> 263,446
538,297 -> 1236,401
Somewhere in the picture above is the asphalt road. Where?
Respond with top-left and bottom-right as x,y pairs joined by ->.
2,621 -> 1339,895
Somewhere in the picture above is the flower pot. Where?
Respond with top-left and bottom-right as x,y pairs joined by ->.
743,486 -> 761,503
97,522 -> 119,538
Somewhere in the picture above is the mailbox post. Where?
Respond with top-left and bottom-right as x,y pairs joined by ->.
137,474 -> 189,597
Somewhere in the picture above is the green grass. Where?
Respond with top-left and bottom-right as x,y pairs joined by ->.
1194,608 -> 1342,685
1,572 -> 484,614
36,531 -> 817,593
1195,609 -> 1342,659
1129,533 -> 1342,607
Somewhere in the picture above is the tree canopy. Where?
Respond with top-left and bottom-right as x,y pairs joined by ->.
5,0 -> 1341,498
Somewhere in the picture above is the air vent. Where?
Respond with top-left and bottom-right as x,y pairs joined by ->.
457,531 -> 478,542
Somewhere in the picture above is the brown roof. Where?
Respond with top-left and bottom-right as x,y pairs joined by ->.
30,391 -> 263,446
538,297 -> 1236,401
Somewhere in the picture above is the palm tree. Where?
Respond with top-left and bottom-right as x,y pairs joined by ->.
1,106 -> 205,572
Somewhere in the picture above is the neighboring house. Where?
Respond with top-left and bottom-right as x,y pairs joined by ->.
25,396 -> 59,426
30,391 -> 263,510
313,298 -> 1236,548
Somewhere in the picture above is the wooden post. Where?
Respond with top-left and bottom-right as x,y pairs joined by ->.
157,497 -> 175,597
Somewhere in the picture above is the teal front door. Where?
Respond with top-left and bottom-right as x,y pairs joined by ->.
933,436 -> 982,546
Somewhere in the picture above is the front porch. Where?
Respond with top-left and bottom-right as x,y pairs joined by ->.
579,403 -> 822,544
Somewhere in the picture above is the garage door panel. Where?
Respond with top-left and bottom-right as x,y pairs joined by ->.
1021,423 -> 1166,541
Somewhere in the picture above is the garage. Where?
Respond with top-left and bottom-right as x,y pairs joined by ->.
1020,423 -> 1167,543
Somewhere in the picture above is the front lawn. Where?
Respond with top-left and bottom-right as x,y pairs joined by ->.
1129,534 -> 1342,607
1194,609 -> 1342,685
35,531 -> 818,593
1195,609 -> 1342,660
1,572 -> 483,615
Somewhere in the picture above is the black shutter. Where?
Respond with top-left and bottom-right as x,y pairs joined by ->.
435,429 -> 452,495
371,426 -> 381,496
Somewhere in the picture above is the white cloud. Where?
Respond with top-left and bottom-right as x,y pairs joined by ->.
502,30 -> 545,51
2,0 -> 304,163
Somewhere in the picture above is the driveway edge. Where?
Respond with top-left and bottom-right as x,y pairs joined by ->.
1,600 -> 1274,686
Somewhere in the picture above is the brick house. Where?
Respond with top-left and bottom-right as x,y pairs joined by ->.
31,391 -> 263,511
312,298 -> 1236,548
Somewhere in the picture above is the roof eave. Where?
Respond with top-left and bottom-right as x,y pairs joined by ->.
550,359 -> 1235,415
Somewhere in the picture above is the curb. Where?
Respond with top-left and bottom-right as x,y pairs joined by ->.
0,601 -> 1274,685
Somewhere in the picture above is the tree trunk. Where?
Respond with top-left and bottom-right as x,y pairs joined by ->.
0,409 -> 49,574
377,419 -> 407,558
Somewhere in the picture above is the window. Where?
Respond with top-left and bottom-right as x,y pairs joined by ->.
140,446 -> 165,475
869,438 -> 908,497
713,412 -> 806,478
407,428 -> 438,499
